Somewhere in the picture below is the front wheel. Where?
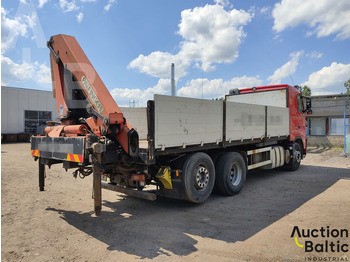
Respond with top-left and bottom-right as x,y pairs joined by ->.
182,153 -> 215,203
285,142 -> 302,171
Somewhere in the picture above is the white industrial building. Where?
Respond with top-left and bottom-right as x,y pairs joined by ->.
1,86 -> 147,141
1,86 -> 58,138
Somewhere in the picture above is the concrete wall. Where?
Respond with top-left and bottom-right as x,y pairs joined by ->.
1,86 -> 58,134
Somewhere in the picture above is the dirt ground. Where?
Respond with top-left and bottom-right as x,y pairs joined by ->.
1,143 -> 350,262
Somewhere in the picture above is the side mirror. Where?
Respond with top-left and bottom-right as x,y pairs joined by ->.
306,97 -> 311,110
304,97 -> 312,114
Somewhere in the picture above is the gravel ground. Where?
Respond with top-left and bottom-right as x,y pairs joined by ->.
1,143 -> 350,261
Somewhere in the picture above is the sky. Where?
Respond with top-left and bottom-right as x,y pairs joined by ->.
1,0 -> 350,106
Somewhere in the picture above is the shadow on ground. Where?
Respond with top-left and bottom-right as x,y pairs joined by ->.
46,164 -> 350,259
307,146 -> 333,154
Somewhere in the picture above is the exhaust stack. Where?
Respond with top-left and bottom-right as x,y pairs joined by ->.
171,63 -> 176,96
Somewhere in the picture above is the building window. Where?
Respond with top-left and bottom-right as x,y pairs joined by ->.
329,117 -> 350,135
24,110 -> 52,133
309,118 -> 326,135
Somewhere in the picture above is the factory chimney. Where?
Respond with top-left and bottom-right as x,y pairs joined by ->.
171,63 -> 176,96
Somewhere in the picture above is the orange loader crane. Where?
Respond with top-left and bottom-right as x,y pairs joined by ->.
32,34 -> 139,215
47,34 -> 139,156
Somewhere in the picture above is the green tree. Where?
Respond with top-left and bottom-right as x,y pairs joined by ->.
212,97 -> 224,101
298,85 -> 311,96
344,79 -> 350,94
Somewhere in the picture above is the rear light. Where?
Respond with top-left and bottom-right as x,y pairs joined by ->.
131,174 -> 145,182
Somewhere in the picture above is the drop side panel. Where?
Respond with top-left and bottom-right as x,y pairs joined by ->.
266,106 -> 290,138
154,95 -> 223,149
120,107 -> 148,140
225,102 -> 265,142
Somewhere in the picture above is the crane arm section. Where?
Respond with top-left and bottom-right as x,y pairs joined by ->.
48,34 -> 138,157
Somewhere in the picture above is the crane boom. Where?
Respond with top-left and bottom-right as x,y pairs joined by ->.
47,34 -> 138,157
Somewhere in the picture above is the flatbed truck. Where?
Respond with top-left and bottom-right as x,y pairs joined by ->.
31,34 -> 311,215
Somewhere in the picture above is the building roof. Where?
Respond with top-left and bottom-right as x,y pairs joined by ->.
309,93 -> 350,117
311,93 -> 350,99
1,85 -> 52,94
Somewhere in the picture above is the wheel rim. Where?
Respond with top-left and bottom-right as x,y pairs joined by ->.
195,165 -> 209,190
230,162 -> 242,187
294,150 -> 302,163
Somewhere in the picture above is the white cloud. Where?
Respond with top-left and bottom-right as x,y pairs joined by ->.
259,6 -> 271,15
1,8 -> 28,54
213,0 -> 232,8
177,75 -> 262,99
76,12 -> 83,23
302,62 -> 350,94
1,55 -> 51,87
21,12 -> 38,30
59,0 -> 79,13
178,5 -> 252,72
1,5 -> 51,88
35,63 -> 51,84
128,52 -> 188,79
2,4 -> 46,51
104,0 -> 117,12
38,0 -> 49,8
1,55 -> 35,84
110,75 -> 262,106
272,0 -> 350,39
306,51 -> 323,59
129,4 -> 252,79
111,78 -> 170,106
267,51 -> 303,84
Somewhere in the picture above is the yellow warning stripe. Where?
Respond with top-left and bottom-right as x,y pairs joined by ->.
74,154 -> 80,162
66,153 -> 83,163
31,149 -> 40,157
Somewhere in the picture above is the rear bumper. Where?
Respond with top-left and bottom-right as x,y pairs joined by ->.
31,136 -> 86,163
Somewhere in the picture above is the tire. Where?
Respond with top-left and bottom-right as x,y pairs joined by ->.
182,152 -> 215,203
215,152 -> 246,196
285,142 -> 302,171
210,152 -> 226,193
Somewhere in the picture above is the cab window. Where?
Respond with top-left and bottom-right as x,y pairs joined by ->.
297,95 -> 304,113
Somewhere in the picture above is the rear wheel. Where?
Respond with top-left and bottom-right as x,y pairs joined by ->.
182,153 -> 215,203
285,142 -> 302,171
215,152 -> 246,196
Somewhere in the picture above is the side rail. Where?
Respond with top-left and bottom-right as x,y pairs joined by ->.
153,95 -> 223,151
150,95 -> 290,154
